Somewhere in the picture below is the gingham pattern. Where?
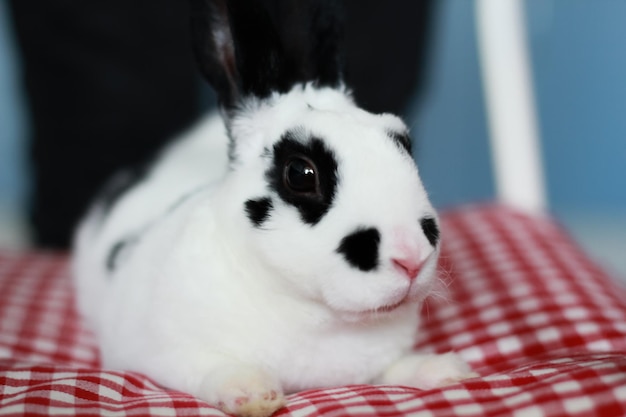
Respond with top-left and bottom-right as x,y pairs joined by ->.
1,205 -> 626,416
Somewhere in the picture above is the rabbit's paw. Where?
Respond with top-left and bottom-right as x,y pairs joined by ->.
200,366 -> 286,417
381,352 -> 478,390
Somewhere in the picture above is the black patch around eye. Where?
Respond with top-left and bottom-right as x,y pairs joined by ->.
420,217 -> 440,247
245,197 -> 273,227
106,236 -> 138,274
387,130 -> 412,154
267,130 -> 338,225
337,227 -> 381,272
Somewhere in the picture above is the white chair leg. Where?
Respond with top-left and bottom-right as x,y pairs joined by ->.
475,0 -> 547,213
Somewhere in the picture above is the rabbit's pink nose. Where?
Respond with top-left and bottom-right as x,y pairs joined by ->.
392,257 -> 424,280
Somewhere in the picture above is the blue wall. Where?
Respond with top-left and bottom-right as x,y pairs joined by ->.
1,0 -> 625,216
411,0 -> 626,213
0,1 -> 28,210
409,0 -> 494,209
527,0 -> 626,210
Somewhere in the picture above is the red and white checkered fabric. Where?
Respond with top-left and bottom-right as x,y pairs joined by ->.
1,205 -> 626,416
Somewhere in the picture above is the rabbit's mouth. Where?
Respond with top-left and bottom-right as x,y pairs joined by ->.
332,290 -> 413,322
376,280 -> 433,314
372,287 -> 418,314
378,303 -> 404,314
378,295 -> 409,313
329,279 -> 431,321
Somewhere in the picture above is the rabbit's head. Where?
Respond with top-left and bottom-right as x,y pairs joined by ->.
190,0 -> 440,317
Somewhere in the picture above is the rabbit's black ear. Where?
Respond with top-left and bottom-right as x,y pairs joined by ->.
189,0 -> 295,109
307,0 -> 345,87
279,0 -> 345,88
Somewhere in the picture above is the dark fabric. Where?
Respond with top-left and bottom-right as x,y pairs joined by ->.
8,1 -> 201,248
8,0 -> 434,249
344,0 -> 435,115
260,0 -> 436,115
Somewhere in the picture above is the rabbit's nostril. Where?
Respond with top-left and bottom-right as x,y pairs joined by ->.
392,258 -> 424,281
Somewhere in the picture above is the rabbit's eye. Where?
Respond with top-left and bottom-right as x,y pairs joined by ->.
284,157 -> 318,194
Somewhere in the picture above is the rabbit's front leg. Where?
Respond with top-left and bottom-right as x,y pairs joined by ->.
197,361 -> 286,417
379,352 -> 478,390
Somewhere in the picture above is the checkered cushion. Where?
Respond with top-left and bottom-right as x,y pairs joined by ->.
2,205 -> 626,416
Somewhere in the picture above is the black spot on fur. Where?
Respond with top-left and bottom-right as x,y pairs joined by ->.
94,137 -> 171,217
106,236 -> 138,273
166,186 -> 207,215
245,197 -> 273,227
337,227 -> 381,271
421,217 -> 440,247
387,130 -> 412,154
97,164 -> 150,215
267,129 -> 338,225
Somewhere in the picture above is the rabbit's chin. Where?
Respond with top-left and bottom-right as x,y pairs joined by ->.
333,299 -> 420,323
329,283 -> 431,323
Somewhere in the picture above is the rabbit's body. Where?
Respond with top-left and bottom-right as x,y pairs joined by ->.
73,2 -> 475,416
75,89 -> 419,391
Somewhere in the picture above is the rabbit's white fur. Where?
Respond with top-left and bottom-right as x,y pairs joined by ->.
74,83 -> 475,417
73,84 -> 477,416
77,0 -> 486,399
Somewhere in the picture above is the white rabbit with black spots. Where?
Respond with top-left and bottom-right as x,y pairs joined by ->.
73,0 -> 476,416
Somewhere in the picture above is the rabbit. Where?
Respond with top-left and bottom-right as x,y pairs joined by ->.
72,0 -> 476,416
